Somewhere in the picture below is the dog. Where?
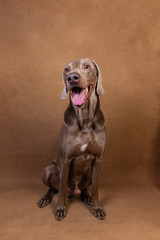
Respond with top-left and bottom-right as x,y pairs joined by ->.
38,58 -> 106,221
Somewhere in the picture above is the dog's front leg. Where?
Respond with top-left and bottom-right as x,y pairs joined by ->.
91,157 -> 106,220
55,159 -> 70,221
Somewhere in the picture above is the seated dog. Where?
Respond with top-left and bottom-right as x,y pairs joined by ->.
38,58 -> 106,221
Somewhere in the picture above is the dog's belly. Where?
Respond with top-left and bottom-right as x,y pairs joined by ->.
71,153 -> 94,173
67,153 -> 94,195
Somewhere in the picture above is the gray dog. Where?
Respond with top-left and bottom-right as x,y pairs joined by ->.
38,58 -> 106,221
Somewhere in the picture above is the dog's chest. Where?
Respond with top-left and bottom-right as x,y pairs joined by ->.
65,125 -> 106,160
78,129 -> 94,152
80,143 -> 88,152
74,128 -> 105,157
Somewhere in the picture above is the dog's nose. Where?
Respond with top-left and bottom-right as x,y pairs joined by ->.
68,73 -> 80,84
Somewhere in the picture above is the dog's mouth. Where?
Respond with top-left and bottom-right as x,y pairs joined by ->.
70,85 -> 93,106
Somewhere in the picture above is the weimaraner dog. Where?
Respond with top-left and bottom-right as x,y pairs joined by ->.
38,58 -> 106,221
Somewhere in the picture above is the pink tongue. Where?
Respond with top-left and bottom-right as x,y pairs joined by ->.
72,89 -> 86,106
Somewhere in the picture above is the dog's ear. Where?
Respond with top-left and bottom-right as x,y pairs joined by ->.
92,60 -> 105,95
61,73 -> 68,99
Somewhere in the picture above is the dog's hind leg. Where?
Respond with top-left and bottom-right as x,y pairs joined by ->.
38,162 -> 59,208
81,188 -> 92,206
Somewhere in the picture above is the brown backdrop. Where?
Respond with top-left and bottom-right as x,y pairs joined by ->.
1,1 -> 160,240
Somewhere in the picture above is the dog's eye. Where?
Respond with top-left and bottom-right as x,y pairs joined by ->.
83,64 -> 90,69
65,67 -> 70,72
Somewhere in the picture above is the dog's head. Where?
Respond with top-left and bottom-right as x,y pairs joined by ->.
61,58 -> 105,107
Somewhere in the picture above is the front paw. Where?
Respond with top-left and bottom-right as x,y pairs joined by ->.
55,205 -> 66,221
93,207 -> 106,220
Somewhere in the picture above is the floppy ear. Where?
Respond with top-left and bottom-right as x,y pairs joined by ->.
61,73 -> 68,99
92,60 -> 105,95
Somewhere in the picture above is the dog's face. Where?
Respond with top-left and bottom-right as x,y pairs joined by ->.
61,58 -> 105,107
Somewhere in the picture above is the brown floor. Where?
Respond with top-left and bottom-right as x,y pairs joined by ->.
1,183 -> 160,240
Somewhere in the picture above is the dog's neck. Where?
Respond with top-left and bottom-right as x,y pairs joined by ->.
70,89 -> 99,131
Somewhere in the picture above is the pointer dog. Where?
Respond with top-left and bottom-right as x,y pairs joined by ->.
38,58 -> 106,221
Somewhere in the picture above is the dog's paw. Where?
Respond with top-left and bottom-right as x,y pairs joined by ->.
81,191 -> 92,206
93,207 -> 106,220
55,206 -> 66,221
37,195 -> 52,208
